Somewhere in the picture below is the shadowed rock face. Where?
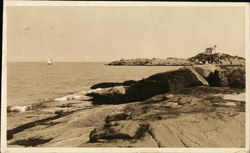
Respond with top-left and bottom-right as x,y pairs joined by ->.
126,67 -> 209,101
204,66 -> 245,88
227,68 -> 245,88
86,86 -> 128,104
87,67 -> 209,103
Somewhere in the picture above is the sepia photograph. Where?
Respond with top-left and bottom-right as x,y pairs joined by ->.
1,1 -> 249,153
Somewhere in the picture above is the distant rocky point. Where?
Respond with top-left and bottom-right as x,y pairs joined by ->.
107,47 -> 245,66
107,57 -> 193,66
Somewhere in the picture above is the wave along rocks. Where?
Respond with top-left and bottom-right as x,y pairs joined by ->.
53,88 -> 102,101
7,105 -> 30,113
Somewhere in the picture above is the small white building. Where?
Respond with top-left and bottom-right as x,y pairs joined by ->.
204,45 -> 217,54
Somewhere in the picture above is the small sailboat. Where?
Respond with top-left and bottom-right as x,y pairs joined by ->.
47,58 -> 53,65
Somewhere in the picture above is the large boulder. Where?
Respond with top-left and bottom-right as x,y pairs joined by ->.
227,68 -> 245,88
207,69 -> 229,87
126,67 -> 208,101
126,79 -> 169,101
206,66 -> 245,88
193,65 -> 245,88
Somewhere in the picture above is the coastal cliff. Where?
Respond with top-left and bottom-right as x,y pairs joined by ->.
7,65 -> 245,147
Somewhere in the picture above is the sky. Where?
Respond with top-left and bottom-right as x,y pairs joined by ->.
6,6 -> 246,62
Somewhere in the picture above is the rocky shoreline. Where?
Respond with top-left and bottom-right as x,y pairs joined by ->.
7,64 -> 245,147
107,53 -> 245,66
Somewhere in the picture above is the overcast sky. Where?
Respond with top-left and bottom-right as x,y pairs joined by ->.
6,6 -> 246,62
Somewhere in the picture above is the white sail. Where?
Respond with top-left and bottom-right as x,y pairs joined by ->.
47,58 -> 53,65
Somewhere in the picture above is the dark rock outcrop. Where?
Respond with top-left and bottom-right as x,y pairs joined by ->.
88,66 -> 210,103
86,86 -> 128,104
126,67 -> 209,101
199,66 -> 245,88
87,65 -> 245,104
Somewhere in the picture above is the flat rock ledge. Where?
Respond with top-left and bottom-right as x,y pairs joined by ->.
87,87 -> 245,147
7,88 -> 245,147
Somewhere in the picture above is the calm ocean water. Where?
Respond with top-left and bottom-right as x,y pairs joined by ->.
7,62 -> 180,106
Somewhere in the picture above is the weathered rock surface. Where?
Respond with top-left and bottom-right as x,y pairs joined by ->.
7,97 -> 127,147
7,87 -> 245,148
88,87 -> 245,147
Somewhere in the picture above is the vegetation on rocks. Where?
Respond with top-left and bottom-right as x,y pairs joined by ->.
189,53 -> 245,65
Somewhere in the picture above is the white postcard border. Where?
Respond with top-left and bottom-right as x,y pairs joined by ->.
1,1 -> 250,153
